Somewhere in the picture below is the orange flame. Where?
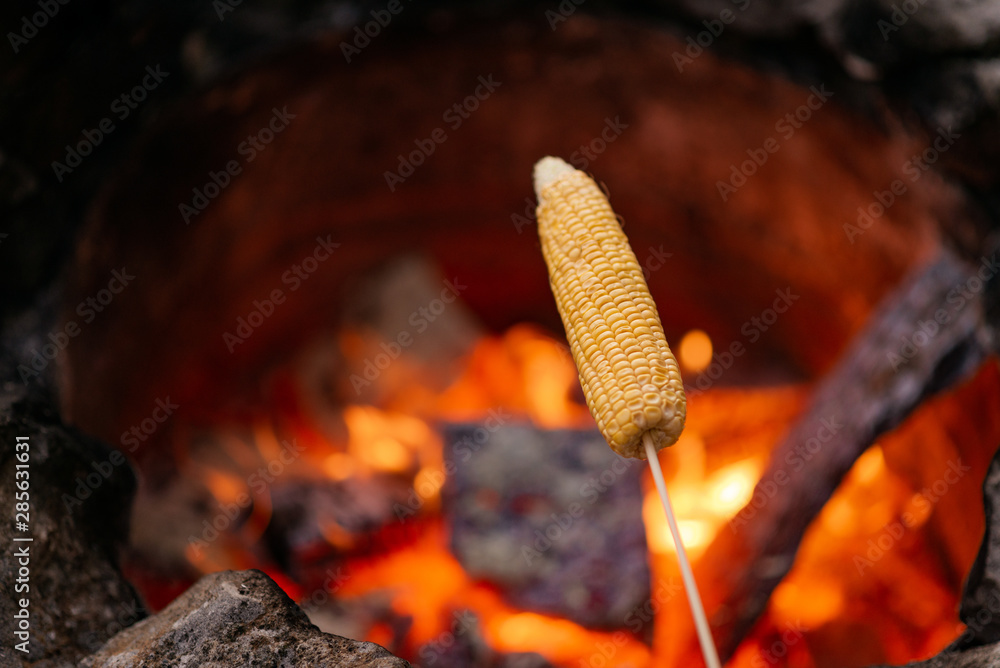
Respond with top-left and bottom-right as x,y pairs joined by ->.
177,318 -> 1000,668
433,324 -> 590,427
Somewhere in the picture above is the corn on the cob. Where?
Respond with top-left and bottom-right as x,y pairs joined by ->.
533,156 -> 686,459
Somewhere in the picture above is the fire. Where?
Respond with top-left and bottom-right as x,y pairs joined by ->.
678,329 -> 714,374
343,405 -> 439,475
643,430 -> 765,559
176,314 -> 1000,667
337,525 -> 653,666
432,324 -> 591,428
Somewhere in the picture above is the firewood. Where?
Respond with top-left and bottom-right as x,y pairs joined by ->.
697,248 -> 993,658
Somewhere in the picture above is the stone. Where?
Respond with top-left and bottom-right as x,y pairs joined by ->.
0,301 -> 147,667
0,412 -> 147,667
81,569 -> 410,667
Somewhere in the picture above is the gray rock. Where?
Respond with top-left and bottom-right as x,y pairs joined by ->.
0,352 -> 146,668
443,422 -> 650,629
81,569 -> 410,668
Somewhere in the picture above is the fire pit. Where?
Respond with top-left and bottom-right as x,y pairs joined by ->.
2,1 -> 1000,667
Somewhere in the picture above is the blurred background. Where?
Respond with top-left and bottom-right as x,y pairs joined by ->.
3,1 -> 1000,666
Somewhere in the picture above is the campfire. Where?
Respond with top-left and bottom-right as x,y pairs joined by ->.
114,271 -> 999,667
4,2 -> 1000,668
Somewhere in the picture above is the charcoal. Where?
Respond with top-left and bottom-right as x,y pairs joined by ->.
416,610 -> 554,668
81,569 -> 410,667
128,456 -> 418,577
264,473 -> 423,572
442,422 -> 650,629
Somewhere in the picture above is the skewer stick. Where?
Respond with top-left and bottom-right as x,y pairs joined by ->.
643,432 -> 722,668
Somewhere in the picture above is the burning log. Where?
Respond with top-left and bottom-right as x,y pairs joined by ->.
700,248 -> 993,658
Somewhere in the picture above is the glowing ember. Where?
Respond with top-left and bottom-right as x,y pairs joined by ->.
344,405 -> 439,475
175,316 -> 1000,668
322,452 -> 357,481
710,459 -> 761,515
642,430 -> 765,559
678,329 -> 714,374
337,525 -> 653,665
770,578 -> 846,629
433,324 -> 590,427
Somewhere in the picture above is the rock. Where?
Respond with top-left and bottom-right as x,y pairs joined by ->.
443,422 -> 650,629
82,569 -> 410,667
652,0 -> 1000,200
0,307 -> 147,667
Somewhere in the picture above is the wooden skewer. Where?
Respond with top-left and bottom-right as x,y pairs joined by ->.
643,432 -> 722,668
